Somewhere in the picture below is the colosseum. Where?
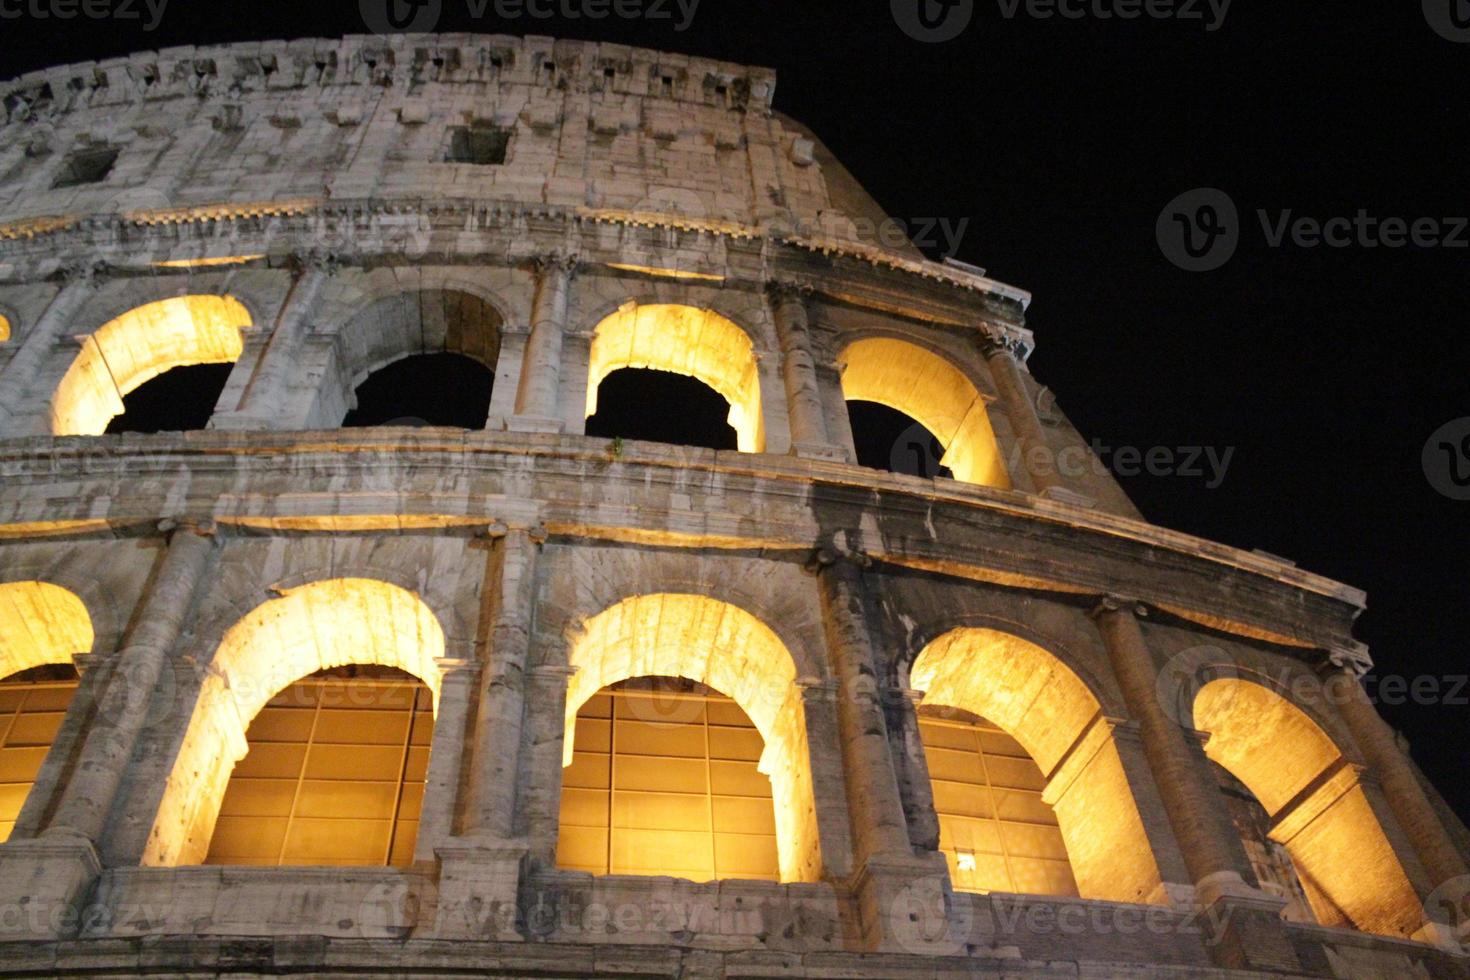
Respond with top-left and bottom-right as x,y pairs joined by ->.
0,31 -> 1465,979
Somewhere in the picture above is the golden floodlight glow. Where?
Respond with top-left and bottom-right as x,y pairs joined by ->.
586,303 -> 765,453
50,295 -> 251,436
152,255 -> 266,269
564,594 -> 820,882
142,578 -> 445,867
1195,679 -> 1423,937
604,263 -> 726,283
0,581 -> 93,679
840,337 -> 1010,488
913,628 -> 1165,904
0,313 -> 10,343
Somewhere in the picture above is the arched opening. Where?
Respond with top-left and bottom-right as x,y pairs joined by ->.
911,628 -> 1165,904
840,338 -> 1009,488
847,401 -> 953,479
1194,678 -> 1426,938
558,676 -> 778,882
0,581 -> 93,842
332,289 -> 502,431
204,665 -> 432,867
917,703 -> 1077,896
583,368 -> 739,450
105,363 -> 234,434
143,578 -> 444,867
342,352 -> 495,429
51,295 -> 251,436
561,594 -> 818,882
585,303 -> 764,452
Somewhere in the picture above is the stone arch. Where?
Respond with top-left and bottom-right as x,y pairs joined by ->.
50,295 -> 253,435
911,627 -> 1167,904
585,302 -> 765,452
563,593 -> 819,882
839,336 -> 1009,488
1193,676 -> 1426,938
0,581 -> 91,680
142,578 -> 445,867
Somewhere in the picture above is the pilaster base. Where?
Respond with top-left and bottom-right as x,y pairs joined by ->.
1198,889 -> 1300,974
431,839 -> 530,941
850,852 -> 963,955
505,415 -> 565,434
0,835 -> 101,940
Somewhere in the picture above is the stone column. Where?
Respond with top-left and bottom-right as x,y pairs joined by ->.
413,655 -> 479,863
520,662 -> 578,865
886,685 -> 942,853
980,331 -> 1063,497
0,262 -> 104,432
1090,596 -> 1299,973
768,283 -> 840,459
43,520 -> 217,844
1326,657 -> 1470,907
796,678 -> 856,879
510,254 -> 577,431
212,250 -> 335,430
467,524 -> 544,838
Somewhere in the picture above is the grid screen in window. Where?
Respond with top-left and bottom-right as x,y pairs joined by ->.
0,666 -> 79,842
205,667 -> 432,867
918,704 -> 1079,897
557,679 -> 779,882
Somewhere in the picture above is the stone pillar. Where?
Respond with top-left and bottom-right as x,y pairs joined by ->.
811,547 -> 956,952
1326,657 -> 1470,916
1090,596 -> 1299,973
0,262 -> 104,433
467,524 -> 544,838
414,655 -> 479,863
769,283 -> 842,460
211,250 -> 335,430
796,678 -> 856,879
43,520 -> 217,844
510,254 -> 577,431
8,654 -> 106,841
980,332 -> 1064,497
520,663 -> 577,865
886,685 -> 941,853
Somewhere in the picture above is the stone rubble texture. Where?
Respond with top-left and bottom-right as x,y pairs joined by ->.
0,32 -> 1466,979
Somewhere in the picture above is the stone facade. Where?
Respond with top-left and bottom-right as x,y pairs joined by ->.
0,32 -> 1466,979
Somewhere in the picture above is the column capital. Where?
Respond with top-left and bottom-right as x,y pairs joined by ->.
1088,594 -> 1148,620
1319,642 -> 1373,678
481,520 -> 549,544
978,327 -> 1032,361
532,251 -> 581,277
286,248 -> 341,276
804,545 -> 873,575
766,279 -> 815,302
157,516 -> 219,540
53,260 -> 108,286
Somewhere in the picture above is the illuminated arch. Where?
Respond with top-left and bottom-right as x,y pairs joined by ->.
0,581 -> 93,678
0,312 -> 11,343
51,295 -> 252,436
911,628 -> 1165,903
143,578 -> 445,867
840,337 -> 1009,488
1195,678 -> 1425,938
564,594 -> 817,882
0,582 -> 90,841
585,303 -> 764,452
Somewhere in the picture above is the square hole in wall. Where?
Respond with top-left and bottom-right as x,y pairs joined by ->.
444,125 -> 509,166
51,146 -> 119,188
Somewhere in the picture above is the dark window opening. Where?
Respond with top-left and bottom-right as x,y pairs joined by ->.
847,400 -> 954,480
52,147 -> 118,188
105,363 -> 232,434
585,368 -> 738,451
342,352 -> 493,429
444,125 -> 509,165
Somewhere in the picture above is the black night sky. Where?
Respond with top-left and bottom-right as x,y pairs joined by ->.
5,2 -> 1468,818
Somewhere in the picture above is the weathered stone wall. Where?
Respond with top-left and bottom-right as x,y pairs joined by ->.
0,33 -> 1465,980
